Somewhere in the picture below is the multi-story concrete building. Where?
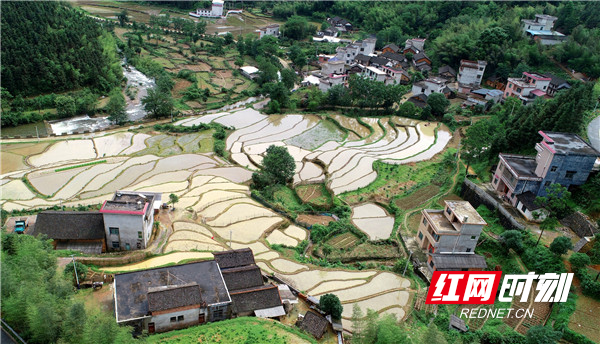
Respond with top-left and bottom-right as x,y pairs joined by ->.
503,72 -> 551,105
321,60 -> 345,75
362,66 -> 387,82
335,38 -> 376,64
457,60 -> 487,88
411,77 -> 449,96
492,131 -> 599,219
100,191 -> 161,251
521,14 -> 557,32
416,201 -> 488,272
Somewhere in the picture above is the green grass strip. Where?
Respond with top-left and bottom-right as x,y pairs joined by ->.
55,160 -> 106,172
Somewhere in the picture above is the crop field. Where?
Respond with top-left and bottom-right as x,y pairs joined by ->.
569,293 -> 600,343
326,232 -> 361,249
394,184 -> 441,211
295,183 -> 332,207
351,203 -> 394,240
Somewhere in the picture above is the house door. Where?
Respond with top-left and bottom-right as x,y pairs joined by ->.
148,322 -> 155,334
198,314 -> 205,324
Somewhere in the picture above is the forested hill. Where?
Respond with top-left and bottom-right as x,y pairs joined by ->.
1,2 -> 121,96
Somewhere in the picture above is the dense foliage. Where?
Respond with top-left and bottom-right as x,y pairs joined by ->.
1,2 -> 122,96
1,233 -> 132,344
318,293 -> 343,319
252,145 -> 296,189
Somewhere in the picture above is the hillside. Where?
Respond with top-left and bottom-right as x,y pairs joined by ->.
1,2 -> 121,96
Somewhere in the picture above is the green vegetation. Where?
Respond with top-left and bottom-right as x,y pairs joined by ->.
145,317 -> 316,344
252,145 -> 296,189
55,160 -> 106,172
1,2 -> 122,96
351,306 -> 411,344
1,233 -> 132,344
319,293 -> 343,320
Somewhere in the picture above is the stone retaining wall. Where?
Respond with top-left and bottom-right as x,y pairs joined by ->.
560,211 -> 599,238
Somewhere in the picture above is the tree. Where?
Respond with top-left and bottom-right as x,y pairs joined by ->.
156,74 -> 175,93
427,92 -> 450,116
169,193 -> 179,209
535,183 -> 573,219
280,68 -> 297,89
283,16 -> 313,40
500,230 -> 525,253
549,236 -> 573,256
289,45 -> 307,70
525,325 -> 561,344
106,90 -> 127,125
537,217 -> 559,246
396,101 -> 420,118
351,304 -> 366,343
64,261 -> 88,283
62,303 -> 87,344
263,82 -> 290,107
142,87 -> 174,118
421,323 -> 448,344
569,252 -> 591,271
117,10 -> 128,27
319,293 -> 343,320
252,145 -> 295,189
55,95 -> 76,118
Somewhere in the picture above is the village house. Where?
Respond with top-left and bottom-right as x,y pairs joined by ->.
457,60 -> 487,92
256,24 -> 279,39
298,311 -> 329,339
438,65 -> 457,81
382,43 -> 400,54
503,72 -> 551,105
380,51 -> 409,69
362,66 -> 387,82
407,94 -> 428,108
319,74 -> 347,92
543,73 -> 571,97
492,131 -> 600,220
323,27 -> 339,38
32,190 -> 161,253
416,201 -> 488,272
521,14 -> 566,45
470,88 -> 504,103
240,66 -> 259,80
335,37 -> 376,64
381,66 -> 410,85
411,77 -> 449,97
485,75 -> 506,90
413,51 -> 432,72
327,16 -> 353,32
403,38 -> 426,54
100,191 -> 161,251
189,0 -> 224,18
113,249 -> 284,334
32,211 -> 106,254
353,53 -> 371,66
417,201 -> 487,272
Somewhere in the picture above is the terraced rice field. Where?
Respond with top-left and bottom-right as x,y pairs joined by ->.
1,102 -> 451,329
351,203 -> 395,240
176,108 -> 450,194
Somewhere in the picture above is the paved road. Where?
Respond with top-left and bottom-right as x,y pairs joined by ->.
587,114 -> 600,151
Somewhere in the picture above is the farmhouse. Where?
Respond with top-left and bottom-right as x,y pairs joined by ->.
240,66 -> 259,79
411,77 -> 448,97
32,211 -> 106,254
403,38 -> 426,54
190,0 -> 224,18
327,16 -> 353,32
503,72 -> 551,105
416,201 -> 488,272
521,14 -> 566,45
543,73 -> 571,97
298,311 -> 329,339
492,131 -> 600,219
457,60 -> 487,90
257,24 -> 280,39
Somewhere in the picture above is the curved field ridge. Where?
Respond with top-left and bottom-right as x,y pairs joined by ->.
205,107 -> 450,194
351,203 -> 395,240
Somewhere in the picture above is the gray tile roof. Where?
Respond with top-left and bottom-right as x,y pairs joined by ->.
147,283 -> 204,313
213,248 -> 255,269
32,211 -> 105,240
432,254 -> 487,269
540,131 -> 599,156
221,264 -> 264,291
114,261 -> 230,322
229,284 -> 282,314
516,191 -> 542,211
300,311 -> 329,339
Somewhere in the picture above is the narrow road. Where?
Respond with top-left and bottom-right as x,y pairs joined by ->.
587,114 -> 600,152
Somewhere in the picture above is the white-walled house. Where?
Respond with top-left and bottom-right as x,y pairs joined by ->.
190,0 -> 224,18
457,60 -> 487,87
411,77 -> 447,96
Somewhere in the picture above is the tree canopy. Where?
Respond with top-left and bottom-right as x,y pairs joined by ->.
252,145 -> 296,189
319,293 -> 343,319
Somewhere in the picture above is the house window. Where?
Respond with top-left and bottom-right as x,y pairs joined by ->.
177,315 -> 184,322
471,236 -> 476,240
479,67 -> 484,71
543,86 -> 546,90
446,207 -> 451,215
422,218 -> 428,226
109,227 -> 119,235
550,166 -> 557,172
466,248 -> 471,253
429,261 -> 434,268
516,88 -> 522,93
509,84 -> 512,89
432,233 -> 440,241
521,204 -> 527,211
565,171 -> 576,179
418,231 -> 424,240
112,241 -> 120,249
477,75 -> 481,79
493,178 -> 498,185
138,231 -> 143,239
170,317 -> 176,323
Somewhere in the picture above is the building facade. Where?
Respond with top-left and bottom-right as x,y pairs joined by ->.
257,24 -> 279,38
190,0 -> 224,18
416,201 -> 488,272
503,72 -> 551,104
492,131 -> 599,211
457,60 -> 487,87
100,191 -> 160,251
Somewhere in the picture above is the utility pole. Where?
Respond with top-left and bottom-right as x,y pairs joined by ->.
229,230 -> 232,248
70,254 -> 80,289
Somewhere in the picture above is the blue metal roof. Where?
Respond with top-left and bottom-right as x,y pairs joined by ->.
472,88 -> 503,97
526,30 -> 565,36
